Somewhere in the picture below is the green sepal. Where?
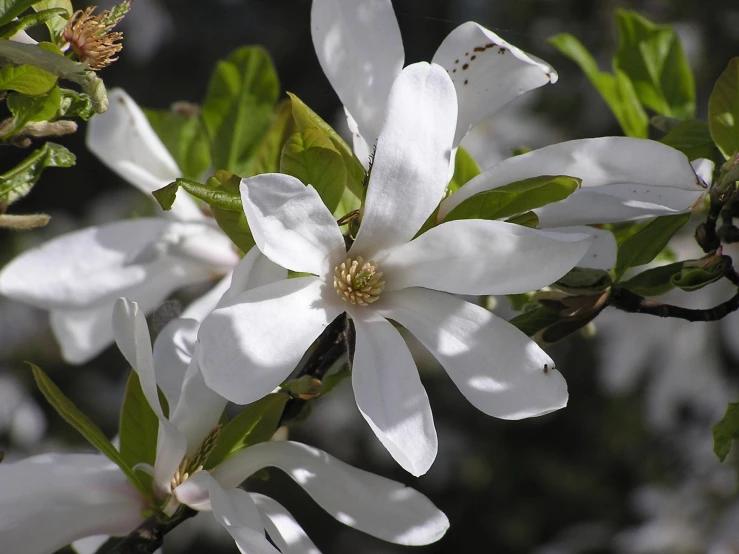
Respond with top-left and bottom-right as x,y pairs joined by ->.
613,213 -> 691,281
444,175 -> 580,222
204,393 -> 289,469
29,363 -> 153,502
280,128 -> 347,214
708,58 -> 739,160
201,46 -> 280,175
0,141 -> 74,208
713,402 -> 739,462
448,146 -> 481,192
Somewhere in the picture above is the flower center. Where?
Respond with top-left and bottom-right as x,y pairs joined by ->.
333,256 -> 385,306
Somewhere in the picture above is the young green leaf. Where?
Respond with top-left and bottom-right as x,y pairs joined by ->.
4,85 -> 61,136
58,88 -> 95,120
708,58 -> 739,160
204,393 -> 288,469
444,175 -> 580,222
660,119 -> 715,161
280,128 -> 347,214
0,63 -> 57,95
713,402 -> 739,462
288,92 -> 366,198
549,33 -> 648,138
31,0 -> 72,42
118,371 -> 159,481
448,146 -> 481,192
613,213 -> 691,281
201,46 -> 279,175
0,7 -> 67,39
0,0 -> 43,27
509,305 -> 562,337
29,363 -> 152,500
0,142 -> 74,208
621,261 -> 684,296
145,108 -> 211,180
613,10 -> 695,119
242,99 -> 294,177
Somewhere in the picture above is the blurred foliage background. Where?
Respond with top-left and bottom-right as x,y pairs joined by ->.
2,0 -> 739,552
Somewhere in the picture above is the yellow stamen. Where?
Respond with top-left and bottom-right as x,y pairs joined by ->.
333,256 -> 385,306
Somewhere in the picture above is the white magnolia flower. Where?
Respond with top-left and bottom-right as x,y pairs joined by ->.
0,88 -> 239,364
197,62 -> 593,476
312,0 -> 706,269
0,252 -> 448,553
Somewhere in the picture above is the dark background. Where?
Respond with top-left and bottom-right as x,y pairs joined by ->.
2,1 -> 739,552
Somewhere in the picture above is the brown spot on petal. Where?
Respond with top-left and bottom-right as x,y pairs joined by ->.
474,46 -> 485,52
452,68 -> 457,73
462,63 -> 469,70
471,55 -> 476,60
454,59 -> 459,64
464,79 -> 469,85
498,47 -> 506,54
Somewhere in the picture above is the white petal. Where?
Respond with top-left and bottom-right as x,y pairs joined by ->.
212,441 -> 449,546
172,221 -> 239,270
197,277 -> 344,405
311,0 -> 404,143
112,298 -> 186,493
378,288 -> 568,419
350,62 -> 458,259
217,246 -> 289,310
345,107 -> 372,168
0,453 -> 145,554
86,88 -> 202,221
0,218 -> 168,309
439,137 -> 705,225
9,30 -> 37,44
72,535 -> 109,554
49,258 -> 202,365
350,308 -> 437,476
241,174 -> 346,276
152,318 -> 200,408
169,357 -> 228,456
251,493 -> 322,554
432,22 -> 557,145
380,219 -> 592,295
201,474 -> 280,554
691,158 -> 715,186
554,225 -> 617,271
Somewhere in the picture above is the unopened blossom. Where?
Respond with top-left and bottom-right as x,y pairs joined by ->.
312,0 -> 706,270
0,255 -> 448,553
197,62 -> 593,476
0,89 -> 239,364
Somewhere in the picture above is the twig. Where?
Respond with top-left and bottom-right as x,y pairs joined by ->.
607,287 -> 739,322
100,508 -> 197,554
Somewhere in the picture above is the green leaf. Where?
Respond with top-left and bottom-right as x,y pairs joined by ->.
118,371 -> 159,481
613,10 -> 695,119
660,119 -> 715,161
708,58 -> 739,159
0,7 -> 67,39
0,142 -> 74,208
153,173 -> 254,253
0,0 -> 42,27
671,259 -> 730,291
549,33 -> 648,138
30,363 -> 151,500
505,211 -> 539,228
288,92 -> 365,200
448,146 -> 481,192
0,63 -> 57,95
201,46 -> 279,174
145,108 -> 211,180
509,305 -> 562,337
621,261 -> 684,296
58,88 -> 95,120
4,85 -> 61,136
205,393 -> 288,469
30,0 -> 71,41
613,213 -> 691,281
713,402 -> 739,462
444,175 -> 580,222
242,99 -> 294,177
555,267 -> 613,294
280,128 -> 346,214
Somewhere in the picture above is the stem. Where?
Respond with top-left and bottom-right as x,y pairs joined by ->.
99,508 -> 197,554
607,286 -> 739,322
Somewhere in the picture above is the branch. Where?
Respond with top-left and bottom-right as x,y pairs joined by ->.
99,508 -> 197,554
607,286 -> 739,322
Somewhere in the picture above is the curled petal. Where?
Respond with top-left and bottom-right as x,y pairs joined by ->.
350,308 -> 437,476
0,454 -> 145,554
439,137 -> 705,225
378,288 -> 568,419
241,174 -> 346,276
380,219 -> 592,295
213,441 -> 450,546
252,493 -> 321,554
350,62 -> 457,259
432,21 -> 557,145
311,0 -> 404,144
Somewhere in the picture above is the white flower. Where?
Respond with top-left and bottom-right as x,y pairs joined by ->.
0,89 -> 239,364
197,62 -> 593,476
311,0 -> 706,269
